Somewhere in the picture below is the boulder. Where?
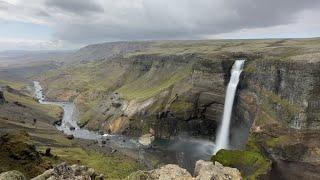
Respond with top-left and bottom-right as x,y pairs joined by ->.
31,163 -> 101,180
126,160 -> 242,180
138,134 -> 155,146
194,160 -> 241,180
66,135 -> 74,139
149,164 -> 193,180
0,170 -> 26,180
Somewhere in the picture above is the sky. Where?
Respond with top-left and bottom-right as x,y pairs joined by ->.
0,0 -> 320,50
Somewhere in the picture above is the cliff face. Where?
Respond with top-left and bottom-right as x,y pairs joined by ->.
40,53 -> 235,137
235,59 -> 320,130
228,58 -> 320,178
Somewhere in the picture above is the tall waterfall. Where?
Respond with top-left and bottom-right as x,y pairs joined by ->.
214,60 -> 245,154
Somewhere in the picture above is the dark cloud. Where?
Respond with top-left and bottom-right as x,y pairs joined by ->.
49,0 -> 320,44
0,0 -> 319,50
45,0 -> 104,15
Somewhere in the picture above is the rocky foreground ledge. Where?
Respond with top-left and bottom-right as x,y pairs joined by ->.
0,160 -> 241,180
0,163 -> 104,180
126,160 -> 241,180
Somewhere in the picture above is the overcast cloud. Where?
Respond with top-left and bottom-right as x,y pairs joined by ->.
0,0 -> 320,50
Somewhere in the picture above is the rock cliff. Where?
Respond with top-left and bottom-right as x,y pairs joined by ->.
227,57 -> 320,179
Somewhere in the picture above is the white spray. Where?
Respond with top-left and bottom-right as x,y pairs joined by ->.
214,60 -> 245,154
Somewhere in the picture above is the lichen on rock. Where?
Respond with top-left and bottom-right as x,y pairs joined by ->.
0,170 -> 26,180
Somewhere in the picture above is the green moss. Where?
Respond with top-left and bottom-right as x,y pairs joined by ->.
45,147 -> 143,179
245,136 -> 261,154
265,135 -> 290,148
169,101 -> 193,112
212,149 -> 271,180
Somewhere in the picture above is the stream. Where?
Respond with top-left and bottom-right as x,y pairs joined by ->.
33,81 -> 215,172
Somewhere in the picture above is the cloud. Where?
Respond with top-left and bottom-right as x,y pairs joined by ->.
0,0 -> 320,50
48,0 -> 320,44
45,0 -> 104,15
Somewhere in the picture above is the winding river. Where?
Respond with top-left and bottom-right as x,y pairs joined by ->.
33,81 -> 214,171
34,81 -> 140,148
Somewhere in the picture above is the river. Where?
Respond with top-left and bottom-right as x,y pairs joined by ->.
33,81 -> 215,171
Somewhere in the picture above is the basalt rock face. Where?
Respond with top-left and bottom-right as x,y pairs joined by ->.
231,59 -> 320,144
125,55 -> 234,138
236,59 -> 320,130
228,58 -> 320,178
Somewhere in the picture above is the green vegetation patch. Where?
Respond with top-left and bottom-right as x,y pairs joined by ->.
4,90 -> 61,119
0,80 -> 26,90
169,101 -> 193,112
117,64 -> 192,101
212,149 -> 271,180
265,135 -> 291,148
46,147 -> 144,179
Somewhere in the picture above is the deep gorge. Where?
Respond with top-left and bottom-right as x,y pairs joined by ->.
7,39 -> 318,179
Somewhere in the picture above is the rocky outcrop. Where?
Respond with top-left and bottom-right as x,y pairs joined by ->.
0,170 -> 26,180
194,160 -> 241,180
126,160 -> 241,180
138,133 -> 155,146
0,131 -> 52,178
31,163 -> 104,180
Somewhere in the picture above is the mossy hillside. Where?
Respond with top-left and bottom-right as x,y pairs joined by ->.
41,147 -> 143,179
0,79 -> 26,90
212,135 -> 271,179
212,149 -> 271,180
0,108 -> 143,179
3,89 -> 61,119
41,60 -> 129,100
0,131 -> 52,178
117,62 -> 193,101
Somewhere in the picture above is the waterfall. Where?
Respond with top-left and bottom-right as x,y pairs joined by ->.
214,60 -> 245,154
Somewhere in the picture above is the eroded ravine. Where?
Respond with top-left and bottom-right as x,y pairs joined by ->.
33,81 -> 216,171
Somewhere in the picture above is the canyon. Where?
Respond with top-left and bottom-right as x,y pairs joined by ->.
1,38 -> 320,179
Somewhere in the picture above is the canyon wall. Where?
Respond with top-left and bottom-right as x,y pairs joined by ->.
227,58 -> 320,178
